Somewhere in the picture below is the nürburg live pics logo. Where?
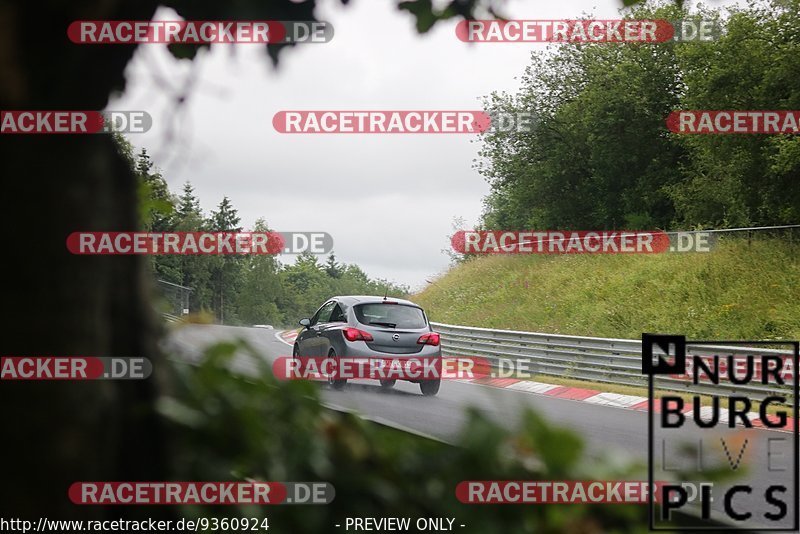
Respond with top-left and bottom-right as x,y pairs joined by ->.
643,333 -> 799,531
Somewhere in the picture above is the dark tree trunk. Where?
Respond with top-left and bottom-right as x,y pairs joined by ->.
0,0 -> 165,520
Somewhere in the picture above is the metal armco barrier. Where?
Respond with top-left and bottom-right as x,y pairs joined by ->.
431,322 -> 795,402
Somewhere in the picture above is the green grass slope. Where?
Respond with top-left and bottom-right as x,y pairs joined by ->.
415,239 -> 800,341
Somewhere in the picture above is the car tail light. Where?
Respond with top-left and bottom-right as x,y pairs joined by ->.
343,327 -> 374,342
417,332 -> 440,346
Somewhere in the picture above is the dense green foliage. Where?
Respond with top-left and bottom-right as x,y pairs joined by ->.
478,0 -> 800,231
118,140 -> 407,326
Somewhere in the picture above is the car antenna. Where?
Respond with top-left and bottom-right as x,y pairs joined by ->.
383,286 -> 388,300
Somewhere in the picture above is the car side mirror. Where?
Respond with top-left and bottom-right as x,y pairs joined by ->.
299,318 -> 311,327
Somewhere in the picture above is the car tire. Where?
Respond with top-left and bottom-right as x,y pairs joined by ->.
379,379 -> 396,390
419,379 -> 440,396
328,349 -> 347,390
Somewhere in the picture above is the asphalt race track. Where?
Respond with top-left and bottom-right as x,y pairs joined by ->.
165,324 -> 798,530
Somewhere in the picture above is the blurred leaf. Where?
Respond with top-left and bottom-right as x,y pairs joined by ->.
167,43 -> 208,60
398,0 -> 439,33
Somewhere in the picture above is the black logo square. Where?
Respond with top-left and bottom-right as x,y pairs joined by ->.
642,333 -> 686,375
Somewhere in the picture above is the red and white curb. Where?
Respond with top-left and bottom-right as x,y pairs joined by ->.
460,377 -> 795,433
276,329 -> 298,346
275,331 -> 792,433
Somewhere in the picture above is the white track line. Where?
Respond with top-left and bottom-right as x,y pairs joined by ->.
275,330 -> 295,346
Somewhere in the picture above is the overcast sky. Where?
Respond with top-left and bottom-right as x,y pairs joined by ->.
111,0 -> 726,291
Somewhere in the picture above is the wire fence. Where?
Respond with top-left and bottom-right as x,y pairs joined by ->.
156,279 -> 193,318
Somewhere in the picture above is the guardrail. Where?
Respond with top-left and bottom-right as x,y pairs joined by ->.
163,312 -> 181,323
431,322 -> 795,402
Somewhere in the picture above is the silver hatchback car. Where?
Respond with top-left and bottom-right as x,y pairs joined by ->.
293,295 -> 442,396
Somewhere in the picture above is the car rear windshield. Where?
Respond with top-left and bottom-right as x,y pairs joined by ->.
355,303 -> 427,329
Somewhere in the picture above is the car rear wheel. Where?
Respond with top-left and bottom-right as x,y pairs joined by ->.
327,349 -> 347,390
379,379 -> 396,390
419,379 -> 440,396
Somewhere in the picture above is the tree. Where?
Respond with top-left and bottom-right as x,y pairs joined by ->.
668,0 -> 800,227
279,251 -> 328,319
206,197 -> 244,323
176,181 -> 202,220
324,253 -> 341,278
208,196 -> 242,232
478,4 -> 686,231
136,148 -> 174,231
237,218 -> 283,325
166,181 -> 213,310
477,1 -> 800,232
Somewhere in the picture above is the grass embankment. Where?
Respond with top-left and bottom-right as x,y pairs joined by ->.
415,238 -> 800,341
415,239 -> 799,412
